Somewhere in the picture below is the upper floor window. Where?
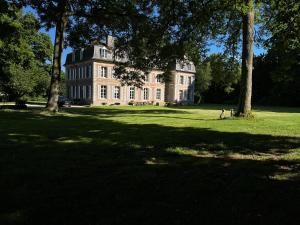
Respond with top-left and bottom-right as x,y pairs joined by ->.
129,87 -> 135,100
100,48 -> 108,58
180,64 -> 184,69
143,88 -> 149,100
156,75 -> 163,83
180,76 -> 184,84
188,77 -> 192,85
99,66 -> 108,78
156,89 -> 161,100
114,86 -> 121,99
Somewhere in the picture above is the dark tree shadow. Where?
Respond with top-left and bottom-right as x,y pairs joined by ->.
0,109 -> 299,225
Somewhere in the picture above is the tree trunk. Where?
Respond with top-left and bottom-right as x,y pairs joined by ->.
236,0 -> 254,116
46,7 -> 68,112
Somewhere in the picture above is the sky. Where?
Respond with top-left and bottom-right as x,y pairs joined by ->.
25,7 -> 266,70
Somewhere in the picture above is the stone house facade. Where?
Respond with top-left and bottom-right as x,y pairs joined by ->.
64,37 -> 196,106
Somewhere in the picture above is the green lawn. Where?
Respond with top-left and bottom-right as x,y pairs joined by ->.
0,105 -> 299,225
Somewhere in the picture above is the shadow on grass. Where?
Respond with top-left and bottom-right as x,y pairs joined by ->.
170,104 -> 300,114
61,106 -> 190,117
0,110 -> 299,225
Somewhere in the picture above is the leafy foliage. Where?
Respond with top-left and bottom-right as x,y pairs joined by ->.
0,2 -> 52,100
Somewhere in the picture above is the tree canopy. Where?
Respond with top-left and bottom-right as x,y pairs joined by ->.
0,1 -> 52,100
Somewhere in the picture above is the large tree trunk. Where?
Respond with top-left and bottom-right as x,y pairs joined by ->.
236,0 -> 255,116
46,7 -> 68,112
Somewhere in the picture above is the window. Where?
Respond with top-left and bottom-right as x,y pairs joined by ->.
100,48 -> 108,58
100,67 -> 108,78
78,85 -> 81,99
179,90 -> 184,100
112,68 -> 117,79
180,63 -> 184,69
72,52 -> 75,62
74,68 -> 77,79
188,77 -> 192,85
184,90 -> 187,100
156,75 -> 162,83
87,85 -> 91,99
143,88 -> 149,100
187,88 -> 193,100
80,49 -> 84,60
73,86 -> 77,98
114,86 -> 121,99
70,86 -> 73,98
79,67 -> 82,79
100,85 -> 107,99
180,76 -> 184,84
129,87 -> 135,100
88,64 -> 92,78
82,86 -> 86,99
156,89 -> 161,100
144,74 -> 149,82
187,63 -> 191,70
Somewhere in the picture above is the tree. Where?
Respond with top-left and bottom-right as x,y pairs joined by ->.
194,62 -> 212,103
236,0 -> 255,116
0,2 -> 52,101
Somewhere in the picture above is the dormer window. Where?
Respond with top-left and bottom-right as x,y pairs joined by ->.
80,49 -> 84,60
143,74 -> 149,82
180,64 -> 184,69
72,52 -> 75,62
100,48 -> 108,58
187,63 -> 191,70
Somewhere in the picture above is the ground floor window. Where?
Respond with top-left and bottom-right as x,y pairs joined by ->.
100,85 -> 107,99
187,88 -> 193,101
114,86 -> 121,99
156,89 -> 161,100
129,87 -> 135,100
179,90 -> 184,100
143,88 -> 149,100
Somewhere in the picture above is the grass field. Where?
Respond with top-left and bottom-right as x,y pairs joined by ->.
0,105 -> 299,225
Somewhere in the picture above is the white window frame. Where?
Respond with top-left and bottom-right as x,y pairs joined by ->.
100,48 -> 108,58
143,88 -> 149,100
113,86 -> 121,99
100,85 -> 107,99
129,87 -> 135,100
101,67 -> 108,78
156,89 -> 161,100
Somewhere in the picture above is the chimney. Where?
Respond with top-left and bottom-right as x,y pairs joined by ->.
106,35 -> 114,48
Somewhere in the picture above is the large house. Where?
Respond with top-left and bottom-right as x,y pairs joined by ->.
64,36 -> 196,106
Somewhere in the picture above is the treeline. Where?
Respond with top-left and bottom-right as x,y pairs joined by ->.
195,46 -> 300,107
